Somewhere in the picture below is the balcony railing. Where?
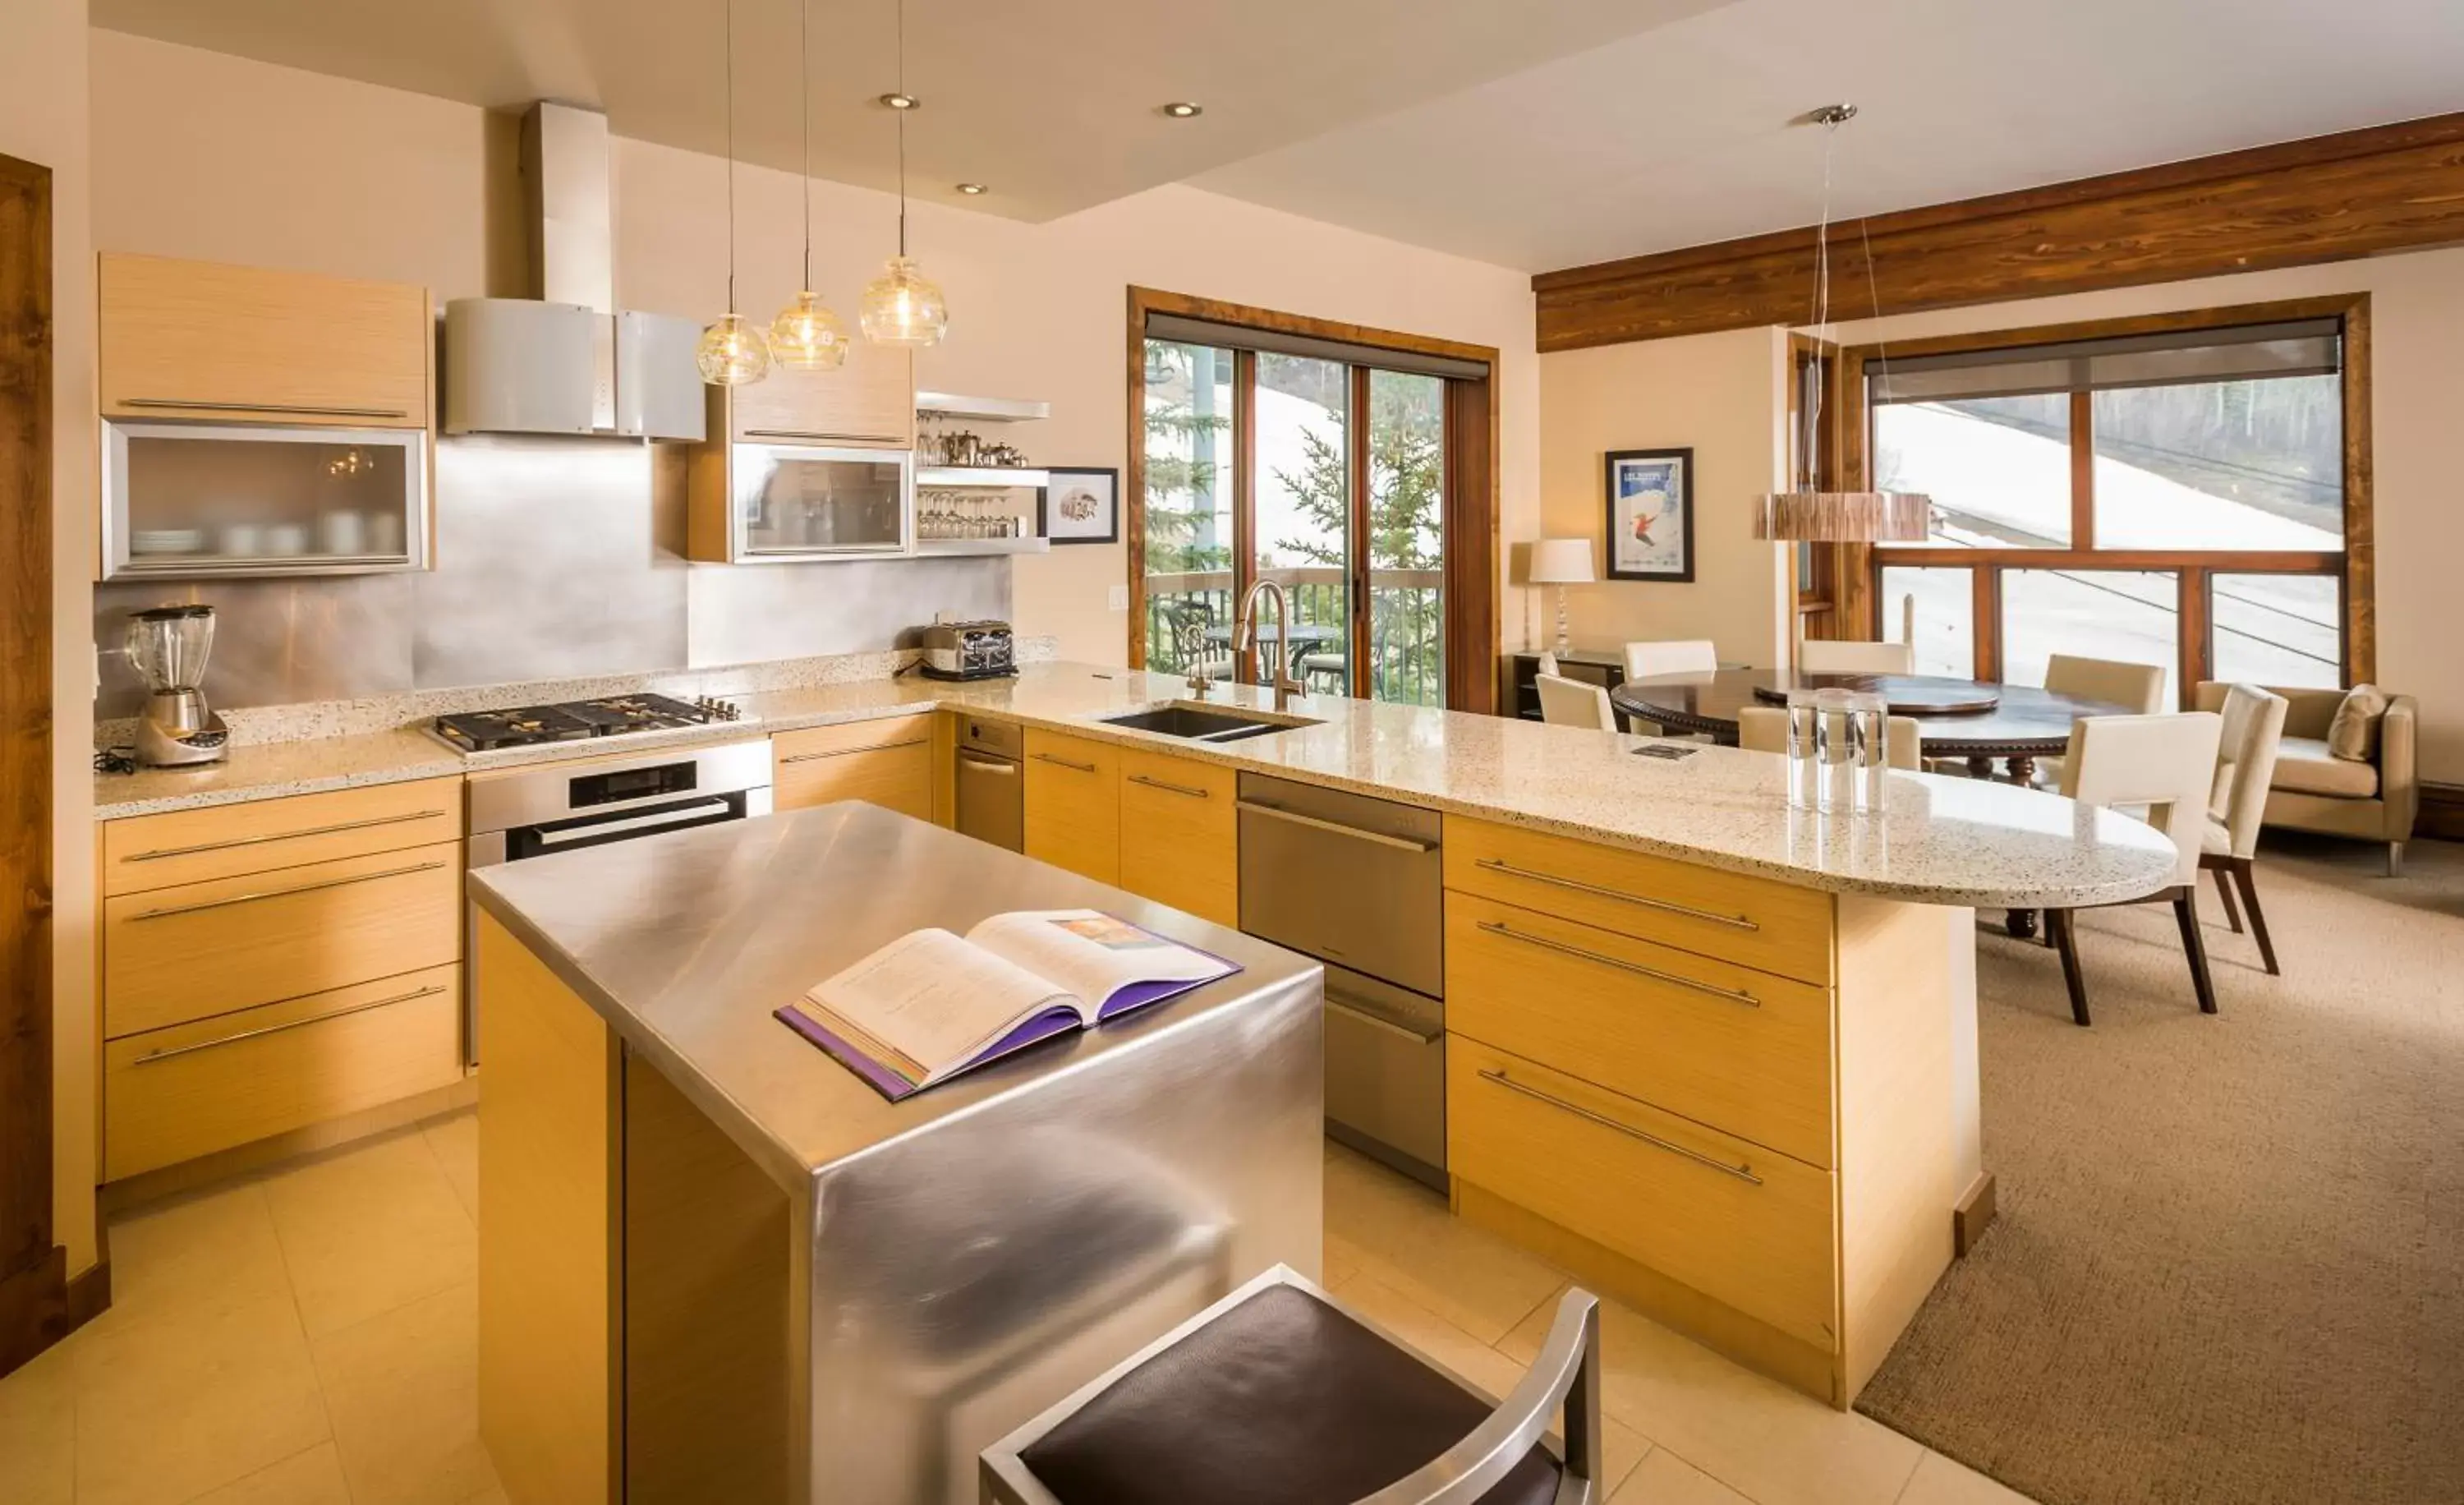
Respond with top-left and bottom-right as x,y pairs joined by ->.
1144,566 -> 1444,707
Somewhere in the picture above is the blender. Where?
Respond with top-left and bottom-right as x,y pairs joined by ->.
127,605 -> 230,766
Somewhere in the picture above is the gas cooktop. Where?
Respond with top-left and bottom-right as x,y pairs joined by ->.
429,693 -> 745,753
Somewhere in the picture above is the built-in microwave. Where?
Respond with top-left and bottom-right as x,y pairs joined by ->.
718,442 -> 913,562
101,419 -> 431,580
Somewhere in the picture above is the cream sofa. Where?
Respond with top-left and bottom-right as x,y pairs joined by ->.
2194,683 -> 2417,875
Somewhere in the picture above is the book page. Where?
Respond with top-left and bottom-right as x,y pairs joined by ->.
798,927 -> 1074,1080
966,910 -> 1233,1018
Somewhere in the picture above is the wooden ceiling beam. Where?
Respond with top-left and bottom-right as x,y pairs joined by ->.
1533,112 -> 2464,352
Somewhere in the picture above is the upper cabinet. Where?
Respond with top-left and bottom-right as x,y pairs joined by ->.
99,253 -> 433,429
722,341 -> 913,449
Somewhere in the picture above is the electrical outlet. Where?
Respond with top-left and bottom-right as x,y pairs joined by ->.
1107,584 -> 1129,612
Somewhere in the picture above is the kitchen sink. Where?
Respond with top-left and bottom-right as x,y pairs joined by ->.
1096,702 -> 1320,743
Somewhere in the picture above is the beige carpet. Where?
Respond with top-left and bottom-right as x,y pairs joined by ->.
1855,834 -> 2464,1505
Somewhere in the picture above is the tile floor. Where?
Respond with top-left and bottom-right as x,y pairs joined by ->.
0,1114 -> 2030,1505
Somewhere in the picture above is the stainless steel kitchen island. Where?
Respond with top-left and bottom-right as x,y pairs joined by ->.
466,803 -> 1325,1505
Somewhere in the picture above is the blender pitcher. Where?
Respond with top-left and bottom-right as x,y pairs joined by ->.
126,604 -> 229,766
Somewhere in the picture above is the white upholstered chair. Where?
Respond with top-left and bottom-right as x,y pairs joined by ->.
1735,706 -> 1924,771
2043,711 -> 2225,1025
1620,639 -> 1717,679
2029,654 -> 2172,789
2198,683 -> 2289,975
1536,672 -> 1617,732
1797,640 -> 1914,675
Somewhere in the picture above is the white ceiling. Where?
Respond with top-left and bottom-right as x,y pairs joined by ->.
89,0 -> 2464,271
1196,0 -> 2464,270
87,0 -> 1723,223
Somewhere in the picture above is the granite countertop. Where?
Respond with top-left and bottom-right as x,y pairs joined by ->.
95,660 -> 2181,909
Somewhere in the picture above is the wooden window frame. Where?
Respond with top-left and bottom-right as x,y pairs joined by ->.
1124,287 -> 1501,712
1827,293 -> 2374,701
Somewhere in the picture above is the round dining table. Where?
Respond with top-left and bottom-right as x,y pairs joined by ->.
1608,667 -> 2135,787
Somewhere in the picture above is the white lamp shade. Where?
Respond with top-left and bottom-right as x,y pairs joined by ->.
1528,537 -> 1596,585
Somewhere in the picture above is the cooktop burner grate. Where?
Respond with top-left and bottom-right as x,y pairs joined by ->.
430,693 -> 733,752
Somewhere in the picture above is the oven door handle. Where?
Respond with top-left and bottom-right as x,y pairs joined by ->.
533,798 -> 735,847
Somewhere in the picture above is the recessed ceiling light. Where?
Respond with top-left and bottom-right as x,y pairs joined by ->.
880,92 -> 919,110
955,182 -> 987,196
1161,101 -> 1202,119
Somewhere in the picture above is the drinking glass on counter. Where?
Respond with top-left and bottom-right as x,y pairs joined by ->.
1784,688 -> 1822,811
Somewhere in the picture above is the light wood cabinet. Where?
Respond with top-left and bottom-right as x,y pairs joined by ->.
99,253 -> 432,428
1117,749 -> 1239,927
103,964 -> 462,1181
773,717 -> 934,820
101,776 -> 461,895
723,342 -> 913,448
1023,729 -> 1120,885
103,841 -> 462,1039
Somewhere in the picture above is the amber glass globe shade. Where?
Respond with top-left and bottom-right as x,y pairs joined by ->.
696,311 -> 771,386
766,290 -> 848,370
859,255 -> 948,347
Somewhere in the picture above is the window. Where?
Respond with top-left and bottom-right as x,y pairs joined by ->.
1858,303 -> 2363,701
1130,294 -> 1492,708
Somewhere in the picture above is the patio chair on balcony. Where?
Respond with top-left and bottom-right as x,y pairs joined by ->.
1163,601 -> 1238,688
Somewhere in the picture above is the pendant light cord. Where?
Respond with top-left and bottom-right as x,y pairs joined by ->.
723,0 -> 738,314
1803,117 -> 1837,492
798,0 -> 811,288
894,0 -> 909,258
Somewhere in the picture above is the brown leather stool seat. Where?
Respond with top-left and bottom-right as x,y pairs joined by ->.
982,1267 -> 1603,1505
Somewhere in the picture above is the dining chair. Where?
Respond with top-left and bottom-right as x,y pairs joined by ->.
2198,683 -> 2289,975
2043,711 -> 2225,1026
1620,639 -> 1717,679
1537,672 -> 1617,732
1735,706 -> 1924,771
2028,653 -> 2171,789
1798,640 -> 1914,675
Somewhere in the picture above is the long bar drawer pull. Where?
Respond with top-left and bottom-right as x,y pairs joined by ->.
1477,1069 -> 1763,1186
1235,800 -> 1435,853
1474,921 -> 1759,1008
125,808 -> 449,862
1128,773 -> 1211,799
1471,858 -> 1758,932
122,397 -> 411,419
780,737 -> 929,764
128,859 -> 447,921
132,984 -> 448,1065
1032,752 -> 1101,774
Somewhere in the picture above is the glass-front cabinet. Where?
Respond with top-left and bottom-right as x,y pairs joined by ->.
701,443 -> 912,562
102,420 -> 430,580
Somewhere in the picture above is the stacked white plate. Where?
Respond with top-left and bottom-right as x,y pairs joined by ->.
129,528 -> 206,555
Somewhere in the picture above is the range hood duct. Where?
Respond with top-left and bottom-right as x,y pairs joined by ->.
444,103 -> 705,440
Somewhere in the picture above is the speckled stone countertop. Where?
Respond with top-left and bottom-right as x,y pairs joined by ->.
95,660 -> 2179,909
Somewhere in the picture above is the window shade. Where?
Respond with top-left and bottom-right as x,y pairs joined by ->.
1870,319 -> 2341,404
1144,312 -> 1491,382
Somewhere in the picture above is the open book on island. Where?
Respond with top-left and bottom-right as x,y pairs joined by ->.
775,909 -> 1240,1101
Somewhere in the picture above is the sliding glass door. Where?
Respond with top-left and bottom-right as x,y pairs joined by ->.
1140,341 -> 1450,706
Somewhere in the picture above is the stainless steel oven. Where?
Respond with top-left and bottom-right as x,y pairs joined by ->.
462,739 -> 773,1061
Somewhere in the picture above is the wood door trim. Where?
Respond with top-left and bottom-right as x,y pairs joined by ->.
0,151 -> 66,1379
1533,113 -> 2464,349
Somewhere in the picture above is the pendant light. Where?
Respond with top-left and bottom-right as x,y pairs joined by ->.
697,0 -> 771,386
860,0 -> 948,347
767,0 -> 849,369
1752,104 -> 1928,543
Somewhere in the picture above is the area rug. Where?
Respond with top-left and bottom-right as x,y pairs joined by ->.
1855,835 -> 2464,1505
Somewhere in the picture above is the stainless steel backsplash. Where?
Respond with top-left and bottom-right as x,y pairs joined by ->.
94,434 -> 1009,720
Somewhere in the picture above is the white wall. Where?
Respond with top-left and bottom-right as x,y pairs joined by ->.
1535,325 -> 1790,666
1,0 -> 99,1277
90,29 -> 1542,670
1820,246 -> 2464,783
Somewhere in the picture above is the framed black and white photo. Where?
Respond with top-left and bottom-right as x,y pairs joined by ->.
1039,467 -> 1119,545
1604,448 -> 1694,582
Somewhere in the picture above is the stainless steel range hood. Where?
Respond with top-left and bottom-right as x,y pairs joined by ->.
445,103 -> 705,440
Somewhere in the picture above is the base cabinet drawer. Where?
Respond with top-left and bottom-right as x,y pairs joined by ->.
101,776 -> 462,895
1444,817 -> 1835,986
1118,750 -> 1238,925
104,965 -> 463,1181
103,842 -> 462,1038
772,717 -> 934,819
1446,893 -> 1836,1167
1448,1038 -> 1837,1351
1023,730 -> 1121,885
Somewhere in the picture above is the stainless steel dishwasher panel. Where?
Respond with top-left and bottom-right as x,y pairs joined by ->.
1322,963 -> 1446,1189
954,716 -> 1024,853
1236,772 -> 1443,998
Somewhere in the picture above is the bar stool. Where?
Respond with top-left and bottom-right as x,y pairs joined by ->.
981,1264 -> 1603,1505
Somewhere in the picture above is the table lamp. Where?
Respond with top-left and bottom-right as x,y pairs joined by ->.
1527,538 -> 1595,656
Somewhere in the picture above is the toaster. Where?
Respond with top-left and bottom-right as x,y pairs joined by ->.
917,619 -> 1018,680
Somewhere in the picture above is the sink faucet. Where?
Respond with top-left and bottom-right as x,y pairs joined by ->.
1234,579 -> 1308,712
